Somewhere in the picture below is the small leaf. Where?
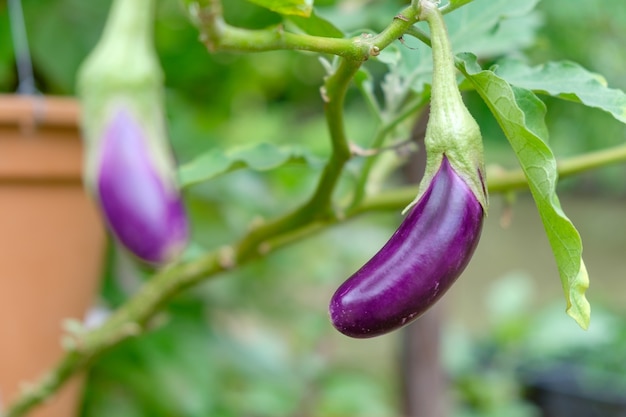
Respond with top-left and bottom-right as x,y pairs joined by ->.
288,11 -> 344,38
457,53 -> 591,329
178,143 -> 322,188
246,0 -> 313,17
493,59 -> 626,124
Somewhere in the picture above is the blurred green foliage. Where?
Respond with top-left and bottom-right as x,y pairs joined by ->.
444,272 -> 626,417
1,0 -> 625,416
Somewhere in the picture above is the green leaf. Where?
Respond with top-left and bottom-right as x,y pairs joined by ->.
446,0 -> 542,57
245,0 -> 313,17
178,143 -> 322,188
288,11 -> 344,38
457,53 -> 591,330
398,0 -> 542,94
493,59 -> 626,124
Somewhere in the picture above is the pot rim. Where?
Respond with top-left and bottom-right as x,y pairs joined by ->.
0,94 -> 85,184
0,94 -> 79,129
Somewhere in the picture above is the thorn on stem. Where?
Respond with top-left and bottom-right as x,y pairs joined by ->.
398,36 -> 419,50
395,13 -> 410,22
258,242 -> 271,255
320,86 -> 330,103
350,139 -> 419,158
218,246 -> 236,269
350,143 -> 379,157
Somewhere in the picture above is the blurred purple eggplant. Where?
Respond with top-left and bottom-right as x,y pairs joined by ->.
96,108 -> 188,264
329,156 -> 483,338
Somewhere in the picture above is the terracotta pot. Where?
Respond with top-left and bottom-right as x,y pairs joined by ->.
0,95 -> 105,417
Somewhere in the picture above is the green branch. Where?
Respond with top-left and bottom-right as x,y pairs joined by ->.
352,142 -> 626,214
233,57 -> 359,262
187,0 -> 424,60
187,0 -> 364,59
371,5 -> 421,50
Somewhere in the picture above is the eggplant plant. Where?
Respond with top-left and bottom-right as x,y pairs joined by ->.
5,0 -> 626,415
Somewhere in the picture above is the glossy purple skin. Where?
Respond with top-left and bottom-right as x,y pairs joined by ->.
97,109 -> 188,264
329,156 -> 484,338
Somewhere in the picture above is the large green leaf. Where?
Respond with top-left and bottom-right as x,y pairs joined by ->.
457,53 -> 590,329
245,0 -> 313,17
395,0 -> 542,94
446,0 -> 542,57
178,142 -> 322,188
493,59 -> 626,124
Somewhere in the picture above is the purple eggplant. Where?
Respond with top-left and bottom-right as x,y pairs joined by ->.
78,0 -> 188,264
96,108 -> 188,264
329,156 -> 483,338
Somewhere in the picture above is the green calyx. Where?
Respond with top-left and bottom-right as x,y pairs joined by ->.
407,0 -> 487,212
77,0 -> 174,191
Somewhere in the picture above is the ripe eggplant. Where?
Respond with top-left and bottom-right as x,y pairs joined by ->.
329,1 -> 488,338
329,156 -> 483,338
96,108 -> 188,264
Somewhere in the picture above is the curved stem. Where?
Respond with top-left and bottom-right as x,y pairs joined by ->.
234,57 -> 359,262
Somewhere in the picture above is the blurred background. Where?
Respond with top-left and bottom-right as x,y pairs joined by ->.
1,0 -> 626,416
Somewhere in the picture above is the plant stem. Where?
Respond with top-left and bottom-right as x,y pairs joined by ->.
188,0 -> 364,59
421,1 -> 468,139
188,0 -> 424,60
352,142 -> 626,214
371,5 -> 421,50
234,56 -> 359,261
